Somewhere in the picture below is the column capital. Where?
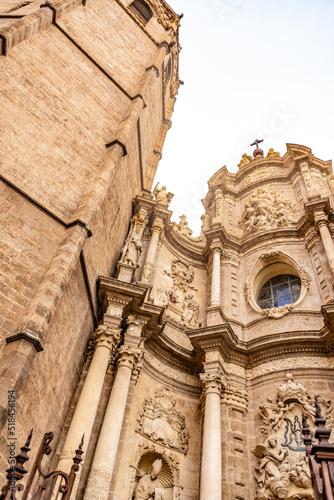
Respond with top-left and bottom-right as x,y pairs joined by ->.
200,369 -> 226,396
209,238 -> 223,255
86,325 -> 121,360
117,345 -> 143,372
221,384 -> 248,411
314,210 -> 328,230
151,221 -> 165,235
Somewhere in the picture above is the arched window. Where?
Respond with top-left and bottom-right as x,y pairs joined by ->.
256,274 -> 301,310
129,0 -> 153,24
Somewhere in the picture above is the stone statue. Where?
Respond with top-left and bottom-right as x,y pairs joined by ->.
120,234 -> 142,266
175,214 -> 193,237
133,458 -> 165,500
153,182 -> 174,207
181,293 -> 199,328
238,153 -> 253,168
266,148 -> 280,157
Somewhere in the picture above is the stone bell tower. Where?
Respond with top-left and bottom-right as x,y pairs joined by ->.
60,143 -> 334,499
0,0 -> 181,486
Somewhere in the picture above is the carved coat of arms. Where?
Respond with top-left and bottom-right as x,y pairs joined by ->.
252,373 -> 333,500
136,388 -> 189,454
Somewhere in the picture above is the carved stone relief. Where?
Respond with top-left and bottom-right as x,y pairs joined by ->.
252,373 -> 333,499
239,187 -> 298,233
136,388 -> 189,454
249,357 -> 334,379
156,260 -> 200,328
144,351 -> 200,387
163,260 -> 197,292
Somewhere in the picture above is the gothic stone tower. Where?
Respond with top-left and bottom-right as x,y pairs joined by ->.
0,0 -> 181,485
66,143 -> 334,499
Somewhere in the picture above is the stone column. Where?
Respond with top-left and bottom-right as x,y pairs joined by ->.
141,220 -> 163,283
210,245 -> 221,306
57,326 -> 121,476
315,210 -> 334,275
83,314 -> 146,500
199,370 -> 225,500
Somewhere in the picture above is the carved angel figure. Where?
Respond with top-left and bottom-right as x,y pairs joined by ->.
153,183 -> 174,207
133,459 -> 165,500
253,436 -> 290,500
120,234 -> 142,266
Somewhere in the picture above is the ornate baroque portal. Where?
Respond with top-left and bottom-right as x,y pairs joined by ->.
51,143 -> 334,500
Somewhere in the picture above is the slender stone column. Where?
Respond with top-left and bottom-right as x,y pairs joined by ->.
210,247 -> 221,306
57,325 -> 120,476
83,344 -> 142,499
315,211 -> 334,275
141,220 -> 163,283
199,370 -> 225,500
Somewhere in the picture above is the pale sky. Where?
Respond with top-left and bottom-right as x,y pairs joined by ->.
155,0 -> 334,235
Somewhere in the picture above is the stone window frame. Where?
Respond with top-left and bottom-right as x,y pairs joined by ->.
129,0 -> 153,24
245,251 -> 312,319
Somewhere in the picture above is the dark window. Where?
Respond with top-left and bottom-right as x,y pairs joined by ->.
257,274 -> 301,310
129,1 -> 153,24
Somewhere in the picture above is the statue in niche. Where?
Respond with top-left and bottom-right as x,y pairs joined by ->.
133,458 -> 165,500
181,293 -> 199,328
120,234 -> 142,266
153,182 -> 174,208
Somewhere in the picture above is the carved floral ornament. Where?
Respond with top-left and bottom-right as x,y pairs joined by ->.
252,373 -> 333,500
244,251 -> 312,319
238,186 -> 298,234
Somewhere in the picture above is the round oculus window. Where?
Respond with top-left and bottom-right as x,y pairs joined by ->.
256,274 -> 302,310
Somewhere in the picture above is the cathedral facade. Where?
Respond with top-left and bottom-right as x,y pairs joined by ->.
0,1 -> 334,500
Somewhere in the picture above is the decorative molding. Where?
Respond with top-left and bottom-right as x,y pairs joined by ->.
221,384 -> 248,411
136,388 -> 189,454
244,166 -> 277,185
84,468 -> 112,500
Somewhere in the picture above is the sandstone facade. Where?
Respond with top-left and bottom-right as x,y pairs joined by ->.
0,1 -> 334,500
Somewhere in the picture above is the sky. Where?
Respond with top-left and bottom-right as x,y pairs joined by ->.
154,0 -> 334,235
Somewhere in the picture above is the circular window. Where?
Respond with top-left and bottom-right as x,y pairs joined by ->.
256,274 -> 301,310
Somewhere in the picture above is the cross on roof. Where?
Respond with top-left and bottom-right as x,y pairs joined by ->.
250,139 -> 264,149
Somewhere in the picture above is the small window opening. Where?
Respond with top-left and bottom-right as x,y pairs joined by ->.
257,274 -> 301,310
129,0 -> 153,24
